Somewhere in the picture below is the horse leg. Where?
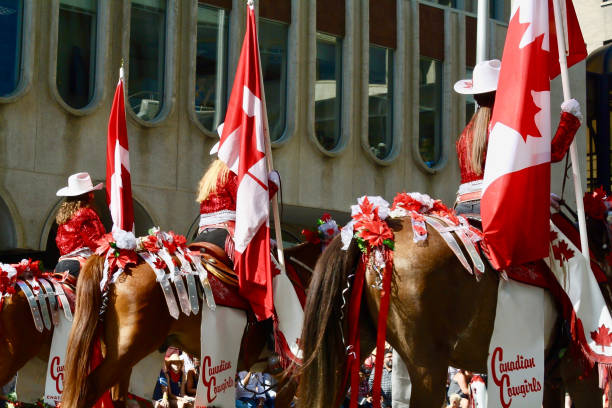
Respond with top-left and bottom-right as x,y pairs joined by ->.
110,369 -> 133,408
402,360 -> 448,408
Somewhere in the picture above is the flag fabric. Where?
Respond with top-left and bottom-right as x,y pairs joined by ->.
481,0 -> 586,270
106,68 -> 134,232
215,4 -> 274,321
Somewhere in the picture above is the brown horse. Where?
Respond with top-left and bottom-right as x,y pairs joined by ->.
62,241 -> 321,408
297,218 -> 603,408
0,290 -> 53,389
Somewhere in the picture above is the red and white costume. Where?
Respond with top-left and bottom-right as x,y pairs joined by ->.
456,105 -> 581,206
56,207 -> 105,256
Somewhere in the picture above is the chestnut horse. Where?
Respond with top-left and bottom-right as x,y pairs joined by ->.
297,218 -> 602,408
62,241 -> 320,408
0,290 -> 53,389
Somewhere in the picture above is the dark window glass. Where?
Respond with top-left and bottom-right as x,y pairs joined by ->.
259,18 -> 288,142
368,45 -> 394,160
465,67 -> 476,124
195,4 -> 229,131
57,0 -> 97,108
315,33 -> 342,151
128,0 -> 166,121
0,0 -> 23,96
419,57 -> 443,167
490,0 -> 510,22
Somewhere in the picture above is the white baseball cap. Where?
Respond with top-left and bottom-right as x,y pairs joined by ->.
454,59 -> 501,95
56,172 -> 103,197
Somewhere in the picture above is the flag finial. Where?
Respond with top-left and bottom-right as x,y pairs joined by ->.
247,0 -> 254,7
119,59 -> 125,81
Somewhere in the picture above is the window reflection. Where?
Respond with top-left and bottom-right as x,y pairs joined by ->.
0,0 -> 23,96
368,45 -> 394,160
419,57 -> 443,167
490,0 -> 510,22
195,4 -> 229,132
315,33 -> 342,151
259,18 -> 288,142
57,0 -> 97,108
128,0 -> 166,121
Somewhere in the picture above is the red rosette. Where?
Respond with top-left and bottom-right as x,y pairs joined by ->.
95,233 -> 115,256
163,239 -> 177,255
169,231 -> 187,249
321,212 -> 332,222
356,219 -> 394,248
391,192 -> 423,213
142,234 -> 161,253
584,190 -> 607,221
301,229 -> 321,245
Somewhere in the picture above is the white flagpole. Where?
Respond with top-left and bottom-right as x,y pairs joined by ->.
551,0 -> 591,265
251,0 -> 286,270
476,0 -> 489,63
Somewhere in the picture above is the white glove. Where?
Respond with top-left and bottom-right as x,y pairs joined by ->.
561,98 -> 582,122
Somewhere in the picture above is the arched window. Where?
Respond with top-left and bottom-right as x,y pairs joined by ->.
367,0 -> 396,161
314,0 -> 344,152
0,0 -> 24,97
56,0 -> 98,109
0,195 -> 17,250
418,4 -> 444,168
259,1 -> 290,142
194,1 -> 230,133
128,0 -> 167,121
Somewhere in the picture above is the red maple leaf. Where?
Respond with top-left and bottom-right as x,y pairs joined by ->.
490,9 -> 550,142
153,257 -> 166,270
391,192 -> 422,212
549,230 -> 558,243
552,240 -> 575,267
591,325 -> 612,352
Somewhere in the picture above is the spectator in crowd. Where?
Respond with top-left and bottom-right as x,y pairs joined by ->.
261,372 -> 277,408
447,393 -> 461,408
236,371 -> 265,408
153,353 -> 187,408
184,357 -> 199,398
447,368 -> 472,408
367,349 -> 393,408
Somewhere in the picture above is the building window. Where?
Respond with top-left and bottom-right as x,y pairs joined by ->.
368,45 -> 394,160
315,33 -> 342,151
419,57 -> 443,167
465,67 -> 475,124
0,0 -> 23,97
259,18 -> 288,142
490,0 -> 510,22
194,3 -> 229,132
128,0 -> 166,121
56,0 -> 97,109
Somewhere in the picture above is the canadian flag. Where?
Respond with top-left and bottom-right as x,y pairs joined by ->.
106,68 -> 134,232
481,0 -> 586,270
216,3 -> 274,321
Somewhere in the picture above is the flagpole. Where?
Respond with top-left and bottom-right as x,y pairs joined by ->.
476,0 -> 489,63
551,0 -> 591,265
251,0 -> 286,270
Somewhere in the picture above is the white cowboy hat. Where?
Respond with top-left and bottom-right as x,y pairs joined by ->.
453,59 -> 501,95
56,172 -> 103,197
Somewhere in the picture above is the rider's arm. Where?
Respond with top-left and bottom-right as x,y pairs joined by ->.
551,99 -> 582,163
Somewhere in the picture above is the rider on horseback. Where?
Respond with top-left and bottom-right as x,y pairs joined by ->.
453,59 -> 582,216
54,172 -> 106,279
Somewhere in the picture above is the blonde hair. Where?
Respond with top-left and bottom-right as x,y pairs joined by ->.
55,194 -> 92,225
197,160 -> 230,203
468,105 -> 492,175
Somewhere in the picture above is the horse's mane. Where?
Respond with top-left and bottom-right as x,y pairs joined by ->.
295,236 -> 361,407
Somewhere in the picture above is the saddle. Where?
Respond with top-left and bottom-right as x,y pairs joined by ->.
187,242 -> 249,310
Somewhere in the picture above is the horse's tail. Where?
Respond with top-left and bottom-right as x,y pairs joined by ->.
62,255 -> 105,408
296,236 -> 361,408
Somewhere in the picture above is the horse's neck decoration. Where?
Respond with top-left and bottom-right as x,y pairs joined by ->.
301,213 -> 341,250
95,228 -> 216,319
0,259 -> 73,332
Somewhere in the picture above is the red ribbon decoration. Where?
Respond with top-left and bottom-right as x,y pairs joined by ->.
338,256 -> 367,408
371,253 -> 393,408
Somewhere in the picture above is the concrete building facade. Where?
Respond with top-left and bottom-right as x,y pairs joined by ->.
0,0 -> 588,260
